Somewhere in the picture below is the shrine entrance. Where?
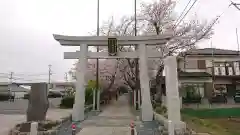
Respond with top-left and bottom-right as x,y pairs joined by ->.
53,34 -> 181,124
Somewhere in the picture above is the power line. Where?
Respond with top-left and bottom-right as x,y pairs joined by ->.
0,73 -> 9,75
12,76 -> 47,81
173,0 -> 199,29
0,72 -> 50,77
231,1 -> 240,11
0,75 -> 9,78
175,0 -> 193,25
14,73 -> 49,77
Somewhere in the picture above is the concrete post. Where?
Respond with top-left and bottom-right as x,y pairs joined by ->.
133,90 -> 136,108
72,44 -> 88,121
164,56 -> 181,127
168,120 -> 174,135
139,44 -> 153,121
138,90 -> 141,109
96,89 -> 100,111
92,89 -> 96,111
30,122 -> 38,135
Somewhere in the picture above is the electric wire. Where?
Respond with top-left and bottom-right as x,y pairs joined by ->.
173,0 -> 199,29
174,0 -> 193,26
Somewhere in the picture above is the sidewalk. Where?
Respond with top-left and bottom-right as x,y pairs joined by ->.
77,95 -> 138,135
0,109 -> 72,135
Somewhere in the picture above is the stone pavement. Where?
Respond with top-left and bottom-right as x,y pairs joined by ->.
0,109 -> 72,135
77,95 -> 139,135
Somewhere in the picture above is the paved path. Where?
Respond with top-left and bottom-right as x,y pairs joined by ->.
77,95 -> 139,135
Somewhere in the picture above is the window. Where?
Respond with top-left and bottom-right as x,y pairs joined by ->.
214,84 -> 227,94
234,61 -> 240,75
185,59 -> 198,69
213,62 -> 226,75
181,83 -> 204,98
197,60 -> 206,69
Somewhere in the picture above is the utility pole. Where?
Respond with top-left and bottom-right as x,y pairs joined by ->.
134,0 -> 140,110
236,28 -> 240,55
48,65 -> 52,90
211,41 -> 215,92
8,72 -> 13,101
95,0 -> 100,111
65,72 -> 68,82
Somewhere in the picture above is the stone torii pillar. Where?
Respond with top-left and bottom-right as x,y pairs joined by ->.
165,56 -> 184,130
72,44 -> 88,121
139,44 -> 153,121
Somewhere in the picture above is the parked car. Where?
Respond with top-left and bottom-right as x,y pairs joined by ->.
48,91 -> 64,98
23,90 -> 64,99
234,91 -> 240,103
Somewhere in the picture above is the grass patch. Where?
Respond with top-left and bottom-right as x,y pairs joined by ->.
181,108 -> 240,118
181,108 -> 240,135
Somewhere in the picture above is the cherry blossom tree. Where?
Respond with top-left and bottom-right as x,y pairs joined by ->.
68,59 -> 123,91
69,0 -> 216,101
98,0 -> 215,102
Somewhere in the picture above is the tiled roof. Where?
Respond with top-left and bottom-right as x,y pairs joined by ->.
182,48 -> 239,56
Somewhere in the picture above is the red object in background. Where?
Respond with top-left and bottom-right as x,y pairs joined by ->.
130,120 -> 135,135
72,124 -> 76,129
130,120 -> 134,128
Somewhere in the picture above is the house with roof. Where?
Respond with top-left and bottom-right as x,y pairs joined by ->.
177,48 -> 240,104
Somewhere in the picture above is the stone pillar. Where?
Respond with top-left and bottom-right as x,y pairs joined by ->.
92,89 -> 96,111
27,83 -> 49,122
164,56 -> 181,128
96,90 -> 100,111
139,44 -> 153,121
30,122 -> 38,135
72,44 -> 88,121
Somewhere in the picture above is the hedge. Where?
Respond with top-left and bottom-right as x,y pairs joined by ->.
181,108 -> 240,118
0,93 -> 13,101
60,96 -> 74,108
60,88 -> 94,108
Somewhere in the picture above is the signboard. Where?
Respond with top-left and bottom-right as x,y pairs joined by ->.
108,38 -> 118,56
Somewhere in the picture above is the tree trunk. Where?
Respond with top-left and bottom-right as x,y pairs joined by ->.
27,83 -> 49,122
155,66 -> 164,104
155,83 -> 162,104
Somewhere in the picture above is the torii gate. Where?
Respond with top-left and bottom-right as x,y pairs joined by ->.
53,34 -> 181,123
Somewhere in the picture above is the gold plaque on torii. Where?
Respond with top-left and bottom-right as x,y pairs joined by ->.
108,38 -> 118,56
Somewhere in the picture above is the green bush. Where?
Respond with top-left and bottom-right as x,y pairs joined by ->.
155,105 -> 167,114
0,93 -> 13,101
59,87 -> 94,108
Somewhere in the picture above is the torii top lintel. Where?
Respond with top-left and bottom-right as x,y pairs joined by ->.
53,33 -> 173,46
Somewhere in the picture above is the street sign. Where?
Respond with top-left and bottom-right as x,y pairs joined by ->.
108,38 -> 118,56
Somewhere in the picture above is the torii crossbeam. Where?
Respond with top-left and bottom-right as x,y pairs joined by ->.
53,33 -> 182,125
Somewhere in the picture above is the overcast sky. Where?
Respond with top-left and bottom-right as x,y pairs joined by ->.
0,0 -> 240,82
